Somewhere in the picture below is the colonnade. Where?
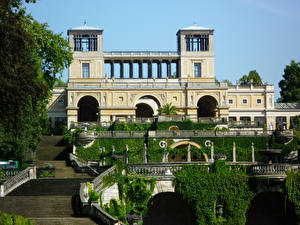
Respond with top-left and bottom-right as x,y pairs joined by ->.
105,60 -> 180,78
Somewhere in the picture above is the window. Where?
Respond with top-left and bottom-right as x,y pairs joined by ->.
185,34 -> 209,51
194,63 -> 202,77
82,63 -> 90,78
256,99 -> 262,104
228,99 -> 233,104
242,99 -> 248,104
74,34 -> 97,51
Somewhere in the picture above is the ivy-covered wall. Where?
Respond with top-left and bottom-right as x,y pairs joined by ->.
76,136 -> 270,163
173,161 -> 254,225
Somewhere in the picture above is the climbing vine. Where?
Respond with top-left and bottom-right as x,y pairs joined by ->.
174,161 -> 254,225
102,160 -> 156,224
286,170 -> 300,222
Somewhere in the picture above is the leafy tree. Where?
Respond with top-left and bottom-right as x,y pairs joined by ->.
0,0 -> 72,160
158,103 -> 178,115
278,60 -> 300,103
221,79 -> 232,85
239,70 -> 262,85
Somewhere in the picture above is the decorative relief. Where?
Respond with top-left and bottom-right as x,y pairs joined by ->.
130,94 -> 137,103
159,93 -> 166,102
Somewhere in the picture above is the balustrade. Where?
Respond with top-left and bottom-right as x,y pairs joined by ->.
0,167 -> 36,197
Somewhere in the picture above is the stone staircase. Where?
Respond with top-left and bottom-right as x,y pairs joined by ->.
0,136 -> 98,224
0,178 -> 97,225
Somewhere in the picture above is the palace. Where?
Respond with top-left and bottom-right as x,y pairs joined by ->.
48,24 -> 300,129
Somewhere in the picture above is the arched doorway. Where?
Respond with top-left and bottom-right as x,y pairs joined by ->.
143,192 -> 196,225
135,95 -> 160,118
246,192 -> 296,225
197,95 -> 218,118
77,96 -> 99,122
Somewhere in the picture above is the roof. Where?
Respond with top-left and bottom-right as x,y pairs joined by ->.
275,102 -> 300,109
180,25 -> 213,31
67,24 -> 103,34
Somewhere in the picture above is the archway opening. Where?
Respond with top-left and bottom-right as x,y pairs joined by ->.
135,95 -> 160,118
197,95 -> 218,118
143,192 -> 196,225
136,103 -> 154,118
246,192 -> 296,225
77,96 -> 99,122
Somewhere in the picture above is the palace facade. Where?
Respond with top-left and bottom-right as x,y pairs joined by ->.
47,24 -> 300,130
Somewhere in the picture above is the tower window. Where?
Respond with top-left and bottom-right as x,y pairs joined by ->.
74,34 -> 97,51
242,99 -> 248,104
228,99 -> 233,104
185,34 -> 209,52
256,99 -> 262,104
82,63 -> 90,78
194,63 -> 202,77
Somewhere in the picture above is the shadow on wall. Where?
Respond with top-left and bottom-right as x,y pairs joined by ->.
143,192 -> 196,225
246,192 -> 296,225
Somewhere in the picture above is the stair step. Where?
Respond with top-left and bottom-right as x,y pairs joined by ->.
29,217 -> 98,225
0,196 -> 74,217
8,178 -> 92,196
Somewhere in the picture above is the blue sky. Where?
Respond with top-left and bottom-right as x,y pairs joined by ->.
26,0 -> 300,100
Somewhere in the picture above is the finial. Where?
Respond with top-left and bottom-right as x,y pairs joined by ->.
193,20 -> 198,26
84,20 -> 87,26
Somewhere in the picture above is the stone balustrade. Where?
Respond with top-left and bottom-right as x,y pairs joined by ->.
250,164 -> 298,178
0,167 -> 36,197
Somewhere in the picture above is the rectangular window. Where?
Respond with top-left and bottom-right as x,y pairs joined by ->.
242,99 -> 248,104
82,63 -> 90,78
74,34 -> 98,51
228,99 -> 233,104
256,99 -> 262,104
194,63 -> 202,77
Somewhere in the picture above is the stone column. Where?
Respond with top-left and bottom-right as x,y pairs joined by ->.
251,142 -> 255,163
163,145 -> 168,163
187,144 -> 191,162
148,61 -> 152,78
176,60 -> 180,78
110,61 -> 114,78
211,142 -> 214,162
129,61 -> 133,78
138,61 -> 143,78
157,61 -> 162,78
167,61 -> 171,78
143,143 -> 148,164
232,142 -> 236,163
125,144 -> 129,164
120,61 -> 124,79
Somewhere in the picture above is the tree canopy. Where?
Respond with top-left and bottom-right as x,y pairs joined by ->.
0,0 -> 72,160
278,60 -> 300,103
239,70 -> 262,85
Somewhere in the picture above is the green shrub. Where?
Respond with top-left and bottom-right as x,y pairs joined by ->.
0,212 -> 34,225
0,168 -> 5,179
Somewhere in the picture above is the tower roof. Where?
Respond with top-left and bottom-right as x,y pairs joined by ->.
67,24 -> 103,35
177,24 -> 214,35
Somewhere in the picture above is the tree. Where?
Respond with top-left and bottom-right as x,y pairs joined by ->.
278,60 -> 300,103
158,103 -> 178,115
0,0 -> 72,160
239,70 -> 262,85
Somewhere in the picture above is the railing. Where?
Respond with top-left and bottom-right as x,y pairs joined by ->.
0,167 -> 36,197
229,121 -> 265,128
3,169 -> 20,179
67,80 -> 225,90
90,203 -> 124,225
77,130 -> 267,139
69,153 -> 99,176
250,164 -> 298,177
104,51 -> 179,57
92,166 -> 116,193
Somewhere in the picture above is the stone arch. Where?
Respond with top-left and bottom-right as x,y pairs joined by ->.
197,95 -> 218,118
135,95 -> 161,117
143,192 -> 196,225
77,95 -> 99,122
169,141 -> 208,162
246,192 -> 296,225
